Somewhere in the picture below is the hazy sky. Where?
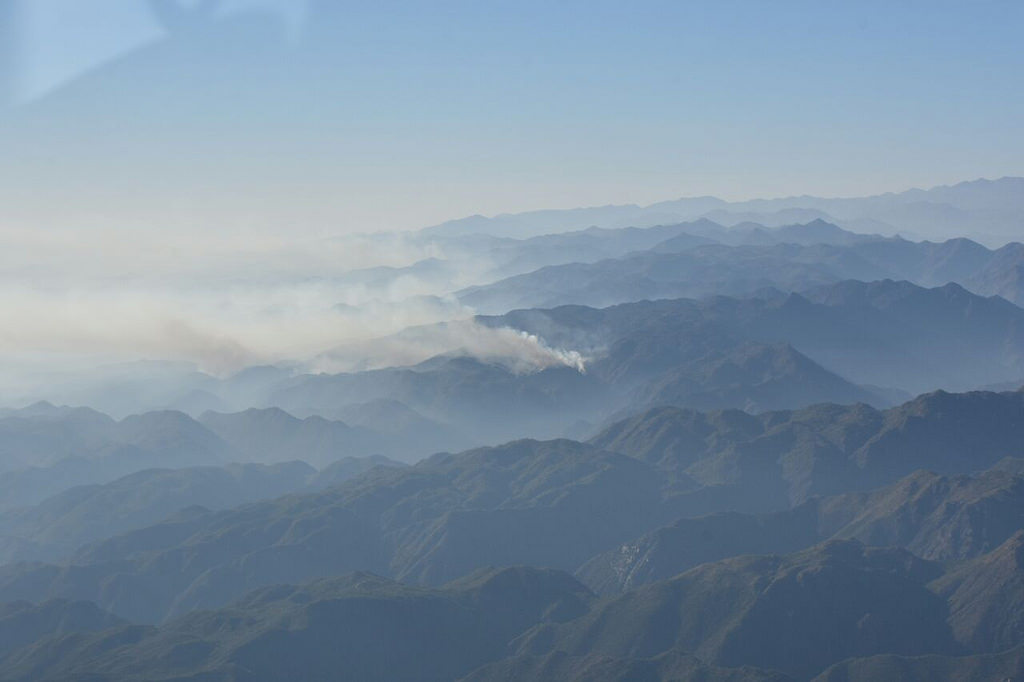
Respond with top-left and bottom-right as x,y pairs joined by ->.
1,0 -> 1023,233
0,0 -> 1022,400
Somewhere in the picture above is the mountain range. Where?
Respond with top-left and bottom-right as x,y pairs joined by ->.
207,279 -> 1024,449
424,177 -> 1024,246
0,388 -> 1021,630
0,386 -> 1022,678
2,180 -> 1024,679
459,227 -> 1024,314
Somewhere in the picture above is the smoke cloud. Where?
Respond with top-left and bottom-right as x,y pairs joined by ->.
0,223 -> 585,406
313,321 -> 587,375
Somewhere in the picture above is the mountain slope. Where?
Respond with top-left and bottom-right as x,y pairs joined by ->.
512,541 -> 954,680
593,390 -> 1024,508
0,567 -> 592,682
0,407 -> 235,510
459,242 -> 889,313
0,461 -> 318,564
199,407 -> 388,466
461,232 -> 1024,314
0,439 -> 665,623
461,650 -> 796,682
0,598 -> 125,659
487,279 -> 1024,397
813,645 -> 1024,682
931,531 -> 1024,653
578,468 -> 1024,594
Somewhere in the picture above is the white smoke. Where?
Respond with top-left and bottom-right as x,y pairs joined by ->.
311,320 -> 587,375
510,330 -> 587,374
0,223 -> 583,396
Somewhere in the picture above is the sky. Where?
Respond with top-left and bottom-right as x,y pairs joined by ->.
0,0 -> 1022,392
0,0 -> 1021,234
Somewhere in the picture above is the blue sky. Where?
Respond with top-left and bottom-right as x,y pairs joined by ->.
2,0 -> 1023,232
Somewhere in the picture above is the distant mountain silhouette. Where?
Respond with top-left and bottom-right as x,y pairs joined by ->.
425,177 -> 1024,246
199,407 -> 388,467
461,229 -> 1024,313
